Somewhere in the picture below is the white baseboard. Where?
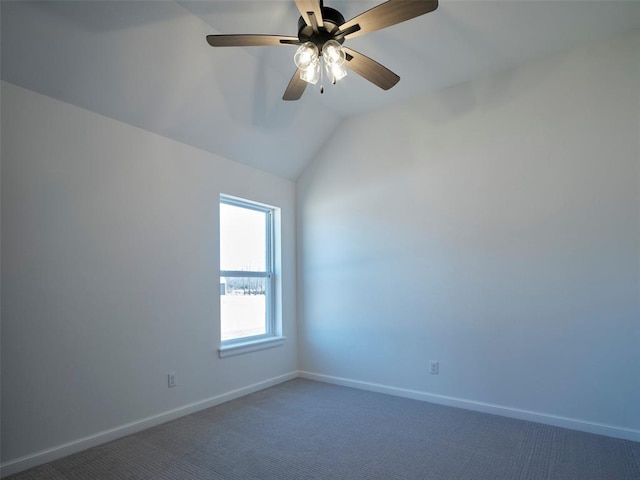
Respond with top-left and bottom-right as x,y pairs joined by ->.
298,371 -> 640,443
0,371 -> 298,478
4,370 -> 637,477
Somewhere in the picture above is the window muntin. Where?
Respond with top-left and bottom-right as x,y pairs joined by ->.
219,196 -> 274,344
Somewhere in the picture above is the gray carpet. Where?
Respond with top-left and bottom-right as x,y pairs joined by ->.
6,378 -> 640,479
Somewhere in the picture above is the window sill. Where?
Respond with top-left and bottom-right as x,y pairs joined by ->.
218,336 -> 286,358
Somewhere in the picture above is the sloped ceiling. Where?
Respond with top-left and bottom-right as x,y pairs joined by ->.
2,1 -> 640,179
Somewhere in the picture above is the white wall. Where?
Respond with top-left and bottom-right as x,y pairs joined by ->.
2,27 -> 639,477
297,31 -> 640,438
1,81 -> 298,469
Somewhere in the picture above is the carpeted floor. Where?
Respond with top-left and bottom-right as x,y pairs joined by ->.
6,378 -> 640,479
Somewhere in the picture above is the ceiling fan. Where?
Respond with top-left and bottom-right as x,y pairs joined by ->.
206,0 -> 438,100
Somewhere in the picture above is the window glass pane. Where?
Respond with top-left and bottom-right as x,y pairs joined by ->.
220,203 -> 266,272
220,276 -> 267,341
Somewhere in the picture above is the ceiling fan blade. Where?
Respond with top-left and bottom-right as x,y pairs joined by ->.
294,0 -> 324,31
283,69 -> 308,101
343,47 -> 400,90
338,0 -> 438,40
206,34 -> 299,47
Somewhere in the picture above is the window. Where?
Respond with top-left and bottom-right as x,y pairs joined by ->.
218,195 -> 283,357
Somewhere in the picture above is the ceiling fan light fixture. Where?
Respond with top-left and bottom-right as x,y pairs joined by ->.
323,39 -> 345,67
300,61 -> 320,84
325,61 -> 347,83
322,40 -> 347,83
294,42 -> 319,70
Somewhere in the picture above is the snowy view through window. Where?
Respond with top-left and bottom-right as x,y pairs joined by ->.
220,201 -> 269,341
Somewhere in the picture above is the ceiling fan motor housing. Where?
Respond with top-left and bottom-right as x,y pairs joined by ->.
297,6 -> 346,51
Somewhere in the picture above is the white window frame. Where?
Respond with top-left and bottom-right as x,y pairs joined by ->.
218,195 -> 284,357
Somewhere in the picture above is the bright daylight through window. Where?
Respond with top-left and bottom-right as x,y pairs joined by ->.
219,195 -> 276,348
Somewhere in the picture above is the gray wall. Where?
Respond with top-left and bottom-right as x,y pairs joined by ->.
1,81 -> 298,465
297,31 -> 640,436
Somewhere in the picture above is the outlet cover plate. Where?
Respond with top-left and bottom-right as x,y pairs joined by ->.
430,361 -> 439,375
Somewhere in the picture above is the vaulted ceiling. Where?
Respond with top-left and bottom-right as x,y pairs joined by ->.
3,1 -> 640,179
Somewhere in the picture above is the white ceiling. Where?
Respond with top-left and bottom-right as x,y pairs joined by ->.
2,1 -> 640,179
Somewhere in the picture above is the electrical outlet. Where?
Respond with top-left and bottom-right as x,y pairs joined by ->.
168,372 -> 177,388
429,361 -> 439,375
